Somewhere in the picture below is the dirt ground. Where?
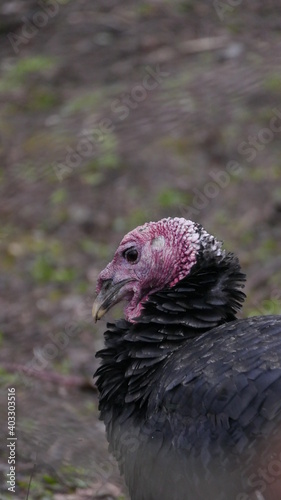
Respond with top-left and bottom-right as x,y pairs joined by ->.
0,1 -> 281,499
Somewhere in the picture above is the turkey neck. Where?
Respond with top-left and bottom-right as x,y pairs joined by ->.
95,253 -> 246,412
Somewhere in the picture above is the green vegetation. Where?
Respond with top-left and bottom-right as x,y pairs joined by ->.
263,73 -> 281,93
80,239 -> 111,259
98,132 -> 120,168
159,135 -> 194,156
17,473 -> 66,498
54,358 -> 71,375
0,56 -> 56,92
50,187 -> 68,205
0,367 -> 18,387
248,298 -> 281,318
62,90 -> 104,115
157,188 -> 191,208
26,87 -> 59,111
113,208 -> 151,233
31,254 -> 76,284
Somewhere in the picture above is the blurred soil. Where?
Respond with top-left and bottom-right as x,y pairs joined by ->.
0,1 -> 281,498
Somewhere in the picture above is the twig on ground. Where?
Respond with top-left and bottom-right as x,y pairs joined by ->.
0,362 -> 97,390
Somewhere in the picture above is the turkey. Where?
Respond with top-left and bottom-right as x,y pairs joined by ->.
92,217 -> 281,500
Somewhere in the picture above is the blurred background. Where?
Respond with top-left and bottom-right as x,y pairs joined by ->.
1,1 -> 281,498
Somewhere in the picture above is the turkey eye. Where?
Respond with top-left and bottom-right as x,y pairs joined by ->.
123,248 -> 139,263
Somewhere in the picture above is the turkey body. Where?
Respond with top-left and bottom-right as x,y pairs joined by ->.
93,218 -> 281,500
96,316 -> 281,500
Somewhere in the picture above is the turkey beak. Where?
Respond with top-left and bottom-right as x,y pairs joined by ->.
92,278 -> 131,322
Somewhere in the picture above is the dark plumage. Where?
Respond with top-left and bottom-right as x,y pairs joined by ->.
93,218 -> 281,500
